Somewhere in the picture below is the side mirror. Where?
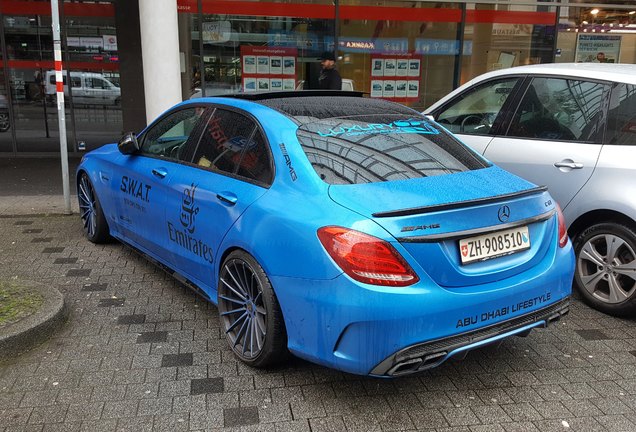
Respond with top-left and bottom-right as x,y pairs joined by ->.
118,132 -> 139,155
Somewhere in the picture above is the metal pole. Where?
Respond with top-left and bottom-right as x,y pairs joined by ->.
51,0 -> 72,215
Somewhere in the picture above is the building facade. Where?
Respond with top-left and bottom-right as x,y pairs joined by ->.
0,0 -> 635,155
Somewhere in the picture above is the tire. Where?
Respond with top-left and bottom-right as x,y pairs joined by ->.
218,250 -> 288,368
573,222 -> 636,317
78,172 -> 111,244
0,112 -> 9,132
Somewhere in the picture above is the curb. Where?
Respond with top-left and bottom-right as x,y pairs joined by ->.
0,281 -> 68,361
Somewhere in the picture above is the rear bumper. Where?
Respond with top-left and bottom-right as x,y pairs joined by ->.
370,297 -> 570,377
270,240 -> 574,376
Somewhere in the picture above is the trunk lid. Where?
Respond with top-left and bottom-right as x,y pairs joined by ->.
329,166 -> 557,287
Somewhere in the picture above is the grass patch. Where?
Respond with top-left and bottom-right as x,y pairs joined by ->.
0,281 -> 44,328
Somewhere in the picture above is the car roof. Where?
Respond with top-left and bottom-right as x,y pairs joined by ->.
467,63 -> 636,85
213,91 -> 419,121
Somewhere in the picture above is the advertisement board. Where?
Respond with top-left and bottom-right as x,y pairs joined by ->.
575,34 -> 621,63
241,46 -> 297,92
370,53 -> 421,102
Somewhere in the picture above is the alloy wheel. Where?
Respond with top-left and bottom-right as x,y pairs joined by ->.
218,259 -> 267,360
0,113 -> 9,132
78,175 -> 97,239
577,233 -> 636,304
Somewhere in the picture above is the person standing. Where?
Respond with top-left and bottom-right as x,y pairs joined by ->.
318,51 -> 342,90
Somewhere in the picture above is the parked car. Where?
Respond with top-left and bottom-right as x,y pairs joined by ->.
45,70 -> 121,106
425,63 -> 636,316
77,91 -> 573,377
0,94 -> 9,132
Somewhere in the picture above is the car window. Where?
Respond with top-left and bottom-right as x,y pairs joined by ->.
506,77 -> 609,142
71,76 -> 81,88
606,83 -> 636,145
297,115 -> 488,185
190,108 -> 273,184
140,107 -> 209,161
435,78 -> 519,135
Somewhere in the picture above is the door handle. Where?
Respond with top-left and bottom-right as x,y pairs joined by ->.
554,161 -> 583,170
151,168 -> 168,178
216,192 -> 238,206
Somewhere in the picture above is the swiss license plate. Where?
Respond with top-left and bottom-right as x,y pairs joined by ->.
459,226 -> 530,264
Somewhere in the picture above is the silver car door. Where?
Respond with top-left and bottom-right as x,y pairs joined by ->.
484,76 -> 610,211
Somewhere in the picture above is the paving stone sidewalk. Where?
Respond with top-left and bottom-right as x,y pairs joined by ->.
1,215 -> 636,432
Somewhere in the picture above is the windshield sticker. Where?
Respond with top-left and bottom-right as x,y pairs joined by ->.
316,119 -> 440,138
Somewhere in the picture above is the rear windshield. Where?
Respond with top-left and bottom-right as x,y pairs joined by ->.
296,115 -> 488,185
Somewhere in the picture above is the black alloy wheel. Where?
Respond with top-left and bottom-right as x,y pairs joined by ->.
218,250 -> 287,367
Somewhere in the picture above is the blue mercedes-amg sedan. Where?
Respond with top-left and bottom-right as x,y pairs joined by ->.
77,91 -> 574,377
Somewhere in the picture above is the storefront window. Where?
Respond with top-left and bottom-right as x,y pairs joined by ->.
338,1 -> 461,110
556,6 -> 636,65
460,3 -> 557,85
64,11 -> 122,152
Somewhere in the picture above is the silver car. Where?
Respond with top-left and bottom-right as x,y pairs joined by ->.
425,63 -> 636,317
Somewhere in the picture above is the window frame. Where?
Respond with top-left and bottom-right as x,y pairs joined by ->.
187,104 -> 276,188
137,102 -> 276,189
431,75 -> 527,137
603,81 -> 636,146
137,105 -> 212,163
501,74 -> 612,145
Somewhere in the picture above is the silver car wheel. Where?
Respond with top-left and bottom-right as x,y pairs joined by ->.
577,233 -> 636,304
219,258 -> 267,360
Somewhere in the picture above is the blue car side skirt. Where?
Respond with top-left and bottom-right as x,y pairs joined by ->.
369,297 -> 570,377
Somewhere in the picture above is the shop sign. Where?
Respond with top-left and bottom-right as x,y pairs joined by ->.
339,38 -> 408,54
203,21 -> 232,44
492,24 -> 532,37
103,35 -> 117,51
67,36 -> 104,52
575,34 -> 621,63
415,39 -> 472,56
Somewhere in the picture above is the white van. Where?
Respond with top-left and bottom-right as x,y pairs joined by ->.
45,71 -> 121,106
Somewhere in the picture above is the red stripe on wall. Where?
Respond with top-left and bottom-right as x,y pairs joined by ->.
201,1 -> 335,19
340,6 -> 461,23
1,1 -> 114,17
466,10 -> 556,25
7,60 -> 119,72
193,1 -> 555,25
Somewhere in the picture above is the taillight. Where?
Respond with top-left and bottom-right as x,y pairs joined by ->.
317,226 -> 419,287
556,204 -> 568,248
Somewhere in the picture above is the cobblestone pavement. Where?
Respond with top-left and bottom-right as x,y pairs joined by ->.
1,215 -> 636,432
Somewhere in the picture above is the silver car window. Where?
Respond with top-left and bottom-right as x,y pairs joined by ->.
606,83 -> 636,145
435,78 -> 519,136
506,77 -> 609,143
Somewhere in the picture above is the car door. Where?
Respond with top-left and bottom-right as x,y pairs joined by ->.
484,76 -> 610,210
163,107 -> 273,290
113,106 -> 210,258
431,76 -> 523,154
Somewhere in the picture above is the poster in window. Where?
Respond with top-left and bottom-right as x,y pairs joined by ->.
395,80 -> 407,98
408,59 -> 420,77
283,79 -> 296,90
283,57 -> 296,75
575,34 -> 621,63
371,59 -> 384,76
270,78 -> 283,91
270,57 -> 282,75
243,77 -> 257,92
396,59 -> 408,77
257,78 -> 270,91
243,56 -> 256,74
257,56 -> 270,74
383,80 -> 395,98
370,80 -> 383,97
384,59 -> 396,77
407,80 -> 419,98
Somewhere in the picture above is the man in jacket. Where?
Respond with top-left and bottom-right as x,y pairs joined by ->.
318,51 -> 342,90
